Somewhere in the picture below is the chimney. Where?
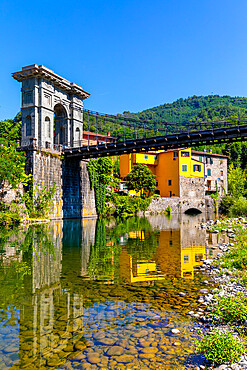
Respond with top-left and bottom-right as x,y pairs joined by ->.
107,132 -> 111,137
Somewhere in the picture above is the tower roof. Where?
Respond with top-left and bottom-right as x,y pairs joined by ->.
12,64 -> 90,100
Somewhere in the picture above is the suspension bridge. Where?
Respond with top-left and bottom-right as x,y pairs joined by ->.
64,110 -> 247,159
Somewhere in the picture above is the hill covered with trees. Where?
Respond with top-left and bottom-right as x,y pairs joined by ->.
124,95 -> 247,123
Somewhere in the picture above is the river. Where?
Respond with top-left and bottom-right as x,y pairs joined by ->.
0,213 -> 220,369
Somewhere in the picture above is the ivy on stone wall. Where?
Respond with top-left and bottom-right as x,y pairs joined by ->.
87,158 -> 113,216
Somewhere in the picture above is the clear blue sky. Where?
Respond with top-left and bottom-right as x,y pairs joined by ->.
1,0 -> 247,120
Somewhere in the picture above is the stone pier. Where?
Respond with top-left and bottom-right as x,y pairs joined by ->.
25,147 -> 96,219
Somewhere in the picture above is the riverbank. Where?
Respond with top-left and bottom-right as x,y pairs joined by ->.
193,218 -> 247,369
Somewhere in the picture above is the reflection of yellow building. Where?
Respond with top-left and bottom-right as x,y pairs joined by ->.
181,246 -> 206,279
155,229 -> 206,279
120,225 -> 207,282
129,231 -> 145,239
119,148 -> 204,197
120,249 -> 165,283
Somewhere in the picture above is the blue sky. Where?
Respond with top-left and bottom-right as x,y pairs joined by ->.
1,0 -> 247,120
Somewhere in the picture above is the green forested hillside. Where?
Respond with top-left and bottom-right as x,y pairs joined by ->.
125,95 -> 247,123
123,95 -> 247,170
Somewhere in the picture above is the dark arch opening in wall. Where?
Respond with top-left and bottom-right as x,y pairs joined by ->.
45,116 -> 51,138
184,208 -> 202,215
75,127 -> 81,146
54,104 -> 67,145
26,115 -> 31,136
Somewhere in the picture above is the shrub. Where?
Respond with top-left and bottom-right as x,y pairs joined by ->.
212,293 -> 247,323
196,329 -> 246,366
219,195 -> 234,214
165,205 -> 171,215
0,211 -> 21,226
229,196 -> 247,217
112,195 -> 151,217
220,228 -> 247,272
22,182 -> 57,219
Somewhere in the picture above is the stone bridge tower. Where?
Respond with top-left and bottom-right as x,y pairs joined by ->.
13,65 -> 96,219
13,64 -> 90,148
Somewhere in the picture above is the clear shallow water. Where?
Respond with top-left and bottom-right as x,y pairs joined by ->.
0,214 -> 217,369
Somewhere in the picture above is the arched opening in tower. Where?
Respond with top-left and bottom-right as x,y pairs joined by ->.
54,104 -> 67,145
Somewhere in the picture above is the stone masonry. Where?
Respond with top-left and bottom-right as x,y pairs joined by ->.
147,196 -> 206,214
25,147 -> 96,219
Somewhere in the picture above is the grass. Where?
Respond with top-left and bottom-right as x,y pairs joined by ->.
196,329 -> 246,366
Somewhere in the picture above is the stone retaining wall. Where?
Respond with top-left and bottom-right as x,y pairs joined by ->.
25,149 -> 96,219
147,196 -> 207,214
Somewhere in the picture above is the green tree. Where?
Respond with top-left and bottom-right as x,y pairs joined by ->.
125,164 -> 156,196
228,163 -> 246,198
0,140 -> 29,200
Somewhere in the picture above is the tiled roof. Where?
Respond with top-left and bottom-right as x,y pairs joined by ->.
191,150 -> 228,158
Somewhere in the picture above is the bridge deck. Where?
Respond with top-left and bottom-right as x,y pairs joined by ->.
64,124 -> 247,159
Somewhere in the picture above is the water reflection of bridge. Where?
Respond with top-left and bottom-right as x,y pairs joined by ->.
0,215 -> 213,369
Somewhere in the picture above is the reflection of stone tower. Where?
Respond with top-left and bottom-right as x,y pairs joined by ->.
18,221 -> 87,368
32,222 -> 63,293
12,64 -> 90,147
62,219 -> 96,279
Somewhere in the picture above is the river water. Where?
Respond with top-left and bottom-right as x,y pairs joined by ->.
0,214 -> 219,369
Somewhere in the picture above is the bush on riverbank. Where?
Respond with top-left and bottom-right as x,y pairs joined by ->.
219,163 -> 247,216
211,293 -> 247,323
22,181 -> 57,219
217,227 -> 247,284
109,194 -> 151,217
220,195 -> 247,217
196,329 -> 246,366
0,210 -> 21,226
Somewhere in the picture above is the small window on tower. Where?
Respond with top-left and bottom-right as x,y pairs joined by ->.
168,180 -> 172,186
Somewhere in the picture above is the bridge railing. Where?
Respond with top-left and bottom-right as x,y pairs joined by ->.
83,109 -> 247,146
19,138 -> 64,152
18,115 -> 247,151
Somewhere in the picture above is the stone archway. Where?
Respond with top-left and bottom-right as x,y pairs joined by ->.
54,104 -> 68,145
12,64 -> 90,148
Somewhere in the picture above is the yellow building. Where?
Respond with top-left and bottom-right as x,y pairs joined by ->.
119,148 -> 204,197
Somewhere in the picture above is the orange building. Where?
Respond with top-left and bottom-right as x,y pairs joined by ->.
119,148 -> 204,197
